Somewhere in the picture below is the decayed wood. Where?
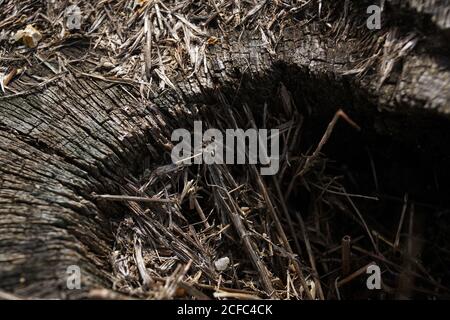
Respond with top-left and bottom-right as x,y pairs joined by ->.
0,73 -> 185,297
0,1 -> 449,298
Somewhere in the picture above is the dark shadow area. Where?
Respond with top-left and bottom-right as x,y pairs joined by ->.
105,62 -> 450,299
197,63 -> 450,298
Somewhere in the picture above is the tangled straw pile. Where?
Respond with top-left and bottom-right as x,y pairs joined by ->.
1,1 -> 448,300
1,0 -> 319,96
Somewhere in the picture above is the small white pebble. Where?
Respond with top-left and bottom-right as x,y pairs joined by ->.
214,257 -> 230,272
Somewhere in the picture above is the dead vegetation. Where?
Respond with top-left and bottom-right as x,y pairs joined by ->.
1,0 -> 310,94
1,0 -> 419,96
92,88 -> 450,299
1,1 -> 449,300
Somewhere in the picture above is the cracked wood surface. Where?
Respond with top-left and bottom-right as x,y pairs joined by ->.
0,4 -> 449,298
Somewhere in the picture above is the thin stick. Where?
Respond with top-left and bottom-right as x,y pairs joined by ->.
93,194 -> 176,203
295,209 -> 325,300
341,235 -> 351,276
0,290 -> 22,300
344,191 -> 379,254
337,262 -> 376,287
296,109 -> 360,178
272,177 -> 303,262
194,198 -> 211,228
366,147 -> 379,191
213,291 -> 261,300
144,13 -> 153,80
285,109 -> 360,201
134,236 -> 153,286
394,194 -> 408,250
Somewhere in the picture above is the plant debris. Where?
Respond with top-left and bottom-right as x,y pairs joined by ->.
13,24 -> 42,48
1,0 -> 449,301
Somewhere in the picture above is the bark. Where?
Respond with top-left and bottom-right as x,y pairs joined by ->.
0,2 -> 449,298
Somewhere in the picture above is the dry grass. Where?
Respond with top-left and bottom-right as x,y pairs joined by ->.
93,86 -> 450,299
1,0 -> 449,300
0,0 -> 316,95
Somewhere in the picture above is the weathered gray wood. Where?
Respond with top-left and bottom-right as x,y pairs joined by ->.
0,76 -> 182,298
0,2 -> 449,298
